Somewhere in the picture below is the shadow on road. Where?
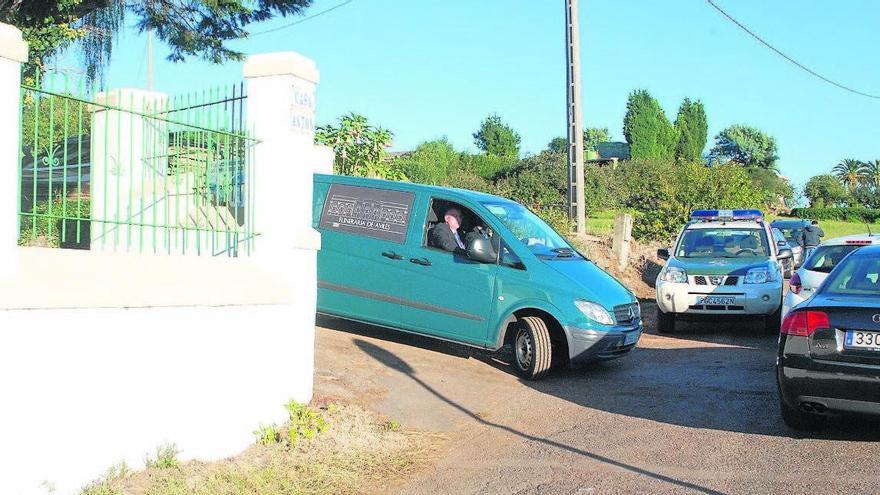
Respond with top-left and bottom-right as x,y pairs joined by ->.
353,338 -> 727,495
321,313 -> 880,442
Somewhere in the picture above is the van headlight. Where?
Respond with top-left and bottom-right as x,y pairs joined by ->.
744,267 -> 775,284
660,266 -> 687,283
575,300 -> 614,326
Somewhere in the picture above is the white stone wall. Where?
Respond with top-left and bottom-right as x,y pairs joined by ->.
0,25 -> 329,494
0,301 -> 314,495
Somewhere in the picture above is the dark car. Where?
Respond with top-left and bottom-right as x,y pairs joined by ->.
770,219 -> 811,267
776,244 -> 880,430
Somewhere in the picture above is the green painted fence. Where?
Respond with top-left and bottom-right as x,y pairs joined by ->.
18,72 -> 258,256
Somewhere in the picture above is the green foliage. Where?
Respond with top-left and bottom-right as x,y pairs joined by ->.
613,161 -> 764,241
494,151 -> 567,210
623,90 -> 675,161
383,420 -> 401,431
21,94 -> 92,150
315,113 -> 406,181
19,195 -> 91,248
440,169 -> 494,193
472,114 -> 521,159
833,158 -> 868,194
145,444 -> 180,470
254,423 -> 282,446
673,98 -> 707,163
583,127 -> 610,153
545,128 -> 609,156
1,1 -> 312,82
804,174 -> 848,208
286,400 -> 329,447
547,136 -> 567,153
790,207 -> 880,224
853,187 -> 880,209
394,138 -> 460,184
709,124 -> 779,169
460,152 -> 516,180
863,160 -> 880,190
745,167 -> 794,207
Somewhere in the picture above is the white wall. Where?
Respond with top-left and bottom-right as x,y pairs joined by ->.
0,302 -> 314,495
0,40 -> 331,494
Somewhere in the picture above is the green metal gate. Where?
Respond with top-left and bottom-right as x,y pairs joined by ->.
18,72 -> 258,256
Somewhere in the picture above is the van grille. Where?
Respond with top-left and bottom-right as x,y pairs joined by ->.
613,303 -> 640,325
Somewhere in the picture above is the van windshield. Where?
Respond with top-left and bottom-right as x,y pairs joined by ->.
481,201 -> 577,258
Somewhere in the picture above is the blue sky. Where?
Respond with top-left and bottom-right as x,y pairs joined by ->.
55,0 -> 879,187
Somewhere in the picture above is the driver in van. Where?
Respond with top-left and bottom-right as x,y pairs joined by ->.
430,207 -> 467,252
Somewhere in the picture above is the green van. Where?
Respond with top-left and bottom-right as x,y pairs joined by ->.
312,174 -> 642,379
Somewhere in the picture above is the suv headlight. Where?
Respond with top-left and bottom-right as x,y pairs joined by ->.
744,267 -> 776,284
660,266 -> 687,283
575,300 -> 614,326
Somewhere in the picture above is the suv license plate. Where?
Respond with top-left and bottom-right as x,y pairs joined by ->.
697,296 -> 735,306
845,331 -> 880,351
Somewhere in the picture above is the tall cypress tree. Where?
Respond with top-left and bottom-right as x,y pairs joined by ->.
622,89 -> 675,161
674,98 -> 707,163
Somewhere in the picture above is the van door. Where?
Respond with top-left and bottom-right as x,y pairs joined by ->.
401,196 -> 498,345
315,182 -> 415,328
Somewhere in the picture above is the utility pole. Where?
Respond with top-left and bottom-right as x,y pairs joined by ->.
564,0 -> 586,235
147,30 -> 153,91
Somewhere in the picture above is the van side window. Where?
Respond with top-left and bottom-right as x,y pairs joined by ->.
318,183 -> 414,243
424,199 -> 493,255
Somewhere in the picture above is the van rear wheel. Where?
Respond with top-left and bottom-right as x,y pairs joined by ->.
512,316 -> 552,380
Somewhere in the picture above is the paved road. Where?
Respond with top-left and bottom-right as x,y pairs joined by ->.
315,304 -> 880,495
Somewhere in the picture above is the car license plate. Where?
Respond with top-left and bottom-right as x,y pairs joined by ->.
845,330 -> 880,351
624,332 -> 639,345
696,296 -> 735,306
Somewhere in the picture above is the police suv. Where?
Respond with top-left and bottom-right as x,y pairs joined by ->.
655,210 -> 793,334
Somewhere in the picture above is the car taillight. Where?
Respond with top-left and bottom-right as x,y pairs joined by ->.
780,310 -> 830,336
789,272 -> 801,295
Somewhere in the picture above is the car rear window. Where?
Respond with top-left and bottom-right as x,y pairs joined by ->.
804,245 -> 860,273
822,256 -> 880,297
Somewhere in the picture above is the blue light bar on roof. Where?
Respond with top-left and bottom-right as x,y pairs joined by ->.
690,209 -> 763,222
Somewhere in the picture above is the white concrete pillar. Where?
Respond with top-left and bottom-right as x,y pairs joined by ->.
244,52 -> 326,403
0,24 -> 27,273
90,89 -> 171,253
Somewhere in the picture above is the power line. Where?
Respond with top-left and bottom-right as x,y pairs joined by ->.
249,0 -> 353,37
706,0 -> 880,100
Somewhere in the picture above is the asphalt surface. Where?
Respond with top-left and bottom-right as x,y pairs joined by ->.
315,303 -> 880,495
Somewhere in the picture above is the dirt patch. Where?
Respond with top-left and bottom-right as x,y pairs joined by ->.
572,234 -> 663,300
80,403 -> 444,495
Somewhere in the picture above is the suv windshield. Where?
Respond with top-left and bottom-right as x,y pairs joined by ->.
803,245 -> 861,273
676,228 -> 770,258
481,201 -> 576,258
821,255 -> 880,297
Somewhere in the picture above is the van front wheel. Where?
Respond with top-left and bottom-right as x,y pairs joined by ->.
512,316 -> 553,380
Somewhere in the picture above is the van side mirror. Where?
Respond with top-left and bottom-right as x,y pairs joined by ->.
777,248 -> 793,260
657,248 -> 670,261
466,237 -> 497,264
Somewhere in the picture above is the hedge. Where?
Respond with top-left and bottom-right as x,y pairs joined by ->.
788,207 -> 880,223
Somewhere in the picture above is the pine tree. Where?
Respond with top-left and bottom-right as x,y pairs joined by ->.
622,90 -> 675,161
673,98 -> 707,163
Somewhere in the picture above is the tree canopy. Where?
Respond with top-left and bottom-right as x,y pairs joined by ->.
832,158 -> 867,193
622,89 -> 675,161
673,98 -> 707,163
315,113 -> 404,180
804,174 -> 848,208
0,0 -> 313,82
473,114 -> 521,159
709,124 -> 778,169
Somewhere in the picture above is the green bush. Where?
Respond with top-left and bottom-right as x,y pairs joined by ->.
494,151 -> 567,210
789,207 -> 880,223
461,152 -> 517,181
393,139 -> 461,184
19,196 -> 91,248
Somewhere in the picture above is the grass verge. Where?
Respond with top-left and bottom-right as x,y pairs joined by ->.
80,402 -> 442,495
